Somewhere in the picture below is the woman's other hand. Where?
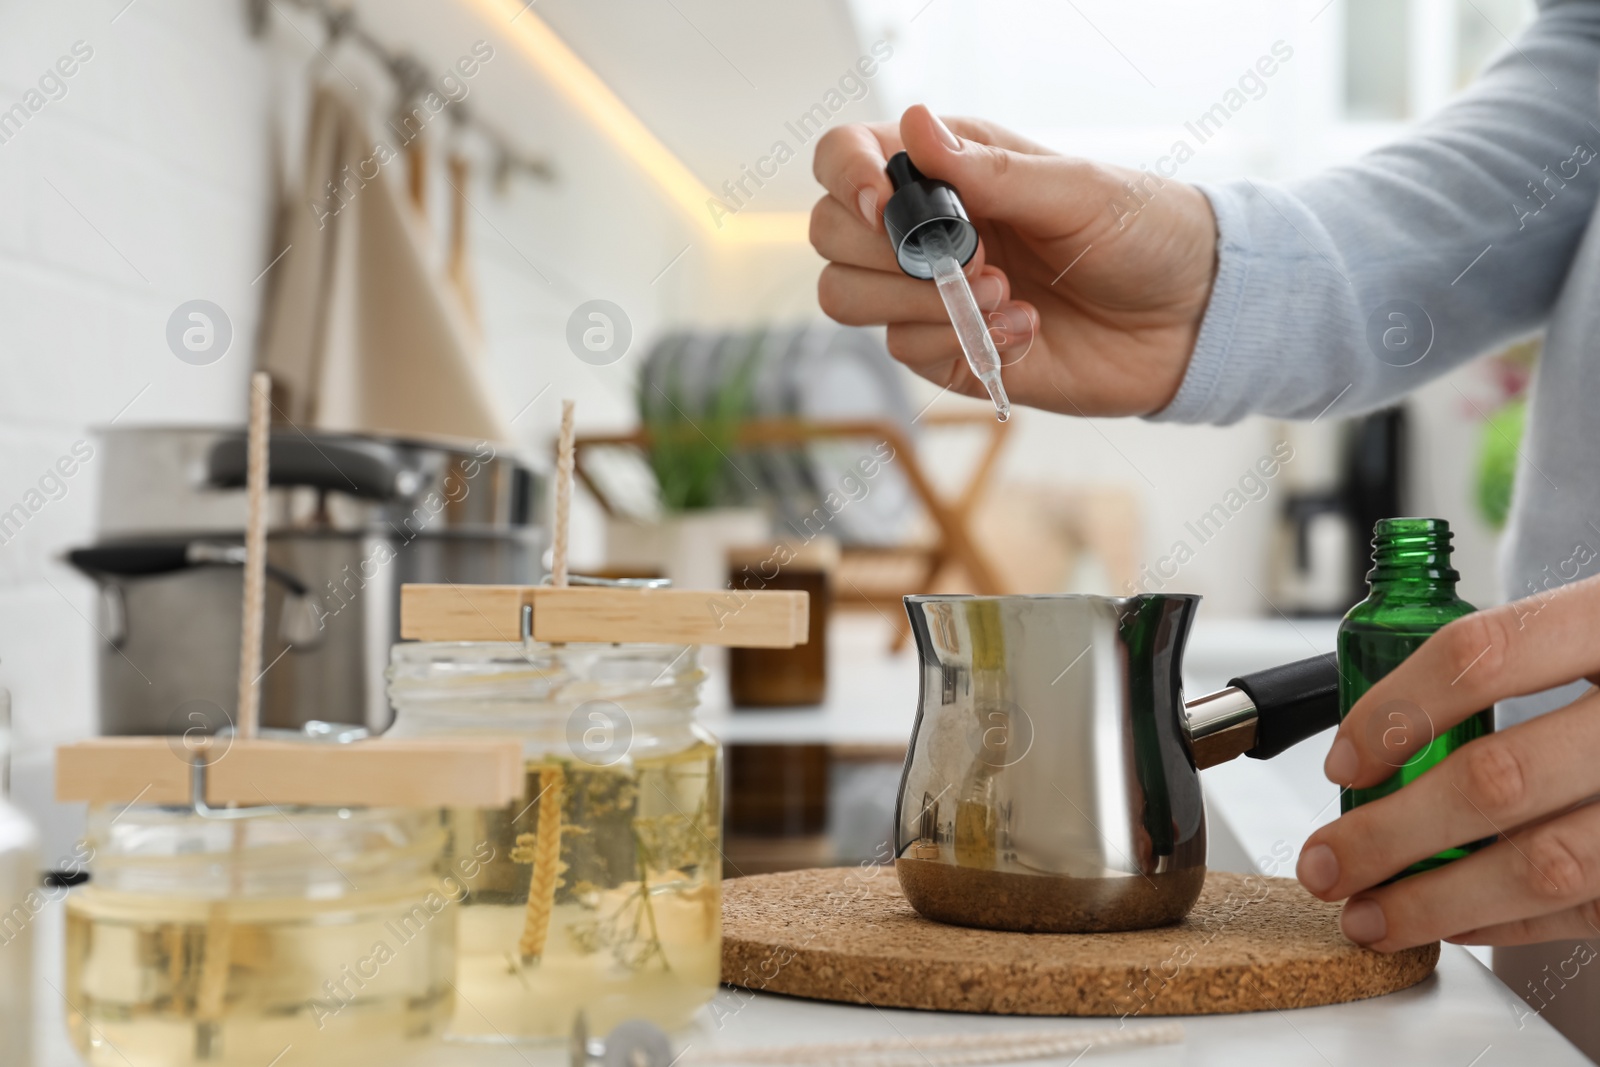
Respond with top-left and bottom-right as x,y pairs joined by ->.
1299,574 -> 1600,951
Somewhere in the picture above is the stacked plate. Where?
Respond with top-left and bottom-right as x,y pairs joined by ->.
638,323 -> 917,546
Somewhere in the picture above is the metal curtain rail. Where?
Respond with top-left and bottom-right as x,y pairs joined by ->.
247,0 -> 555,189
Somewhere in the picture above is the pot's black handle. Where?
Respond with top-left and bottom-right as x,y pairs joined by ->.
206,435 -> 416,501
67,542 -> 189,577
1232,652 -> 1341,760
67,540 -> 310,597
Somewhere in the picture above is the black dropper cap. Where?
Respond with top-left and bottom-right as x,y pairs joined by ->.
882,151 -> 979,280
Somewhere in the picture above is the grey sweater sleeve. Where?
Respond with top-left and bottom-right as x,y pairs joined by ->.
1156,0 -> 1600,425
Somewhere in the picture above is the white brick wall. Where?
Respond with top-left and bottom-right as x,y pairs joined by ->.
0,1 -> 727,848
1,7 -> 720,1061
0,0 -> 270,839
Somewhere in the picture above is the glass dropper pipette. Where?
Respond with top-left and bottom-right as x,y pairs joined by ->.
880,150 -> 1011,423
917,225 -> 1011,422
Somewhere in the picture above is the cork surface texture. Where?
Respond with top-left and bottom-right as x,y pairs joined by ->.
722,867 -> 1440,1016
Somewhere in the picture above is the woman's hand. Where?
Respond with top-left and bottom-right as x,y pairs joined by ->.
1298,574 -> 1600,950
810,104 -> 1219,417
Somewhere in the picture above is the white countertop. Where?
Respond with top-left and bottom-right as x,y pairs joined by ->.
30,615 -> 1585,1064
676,950 -> 1581,1066
31,889 -> 1582,1066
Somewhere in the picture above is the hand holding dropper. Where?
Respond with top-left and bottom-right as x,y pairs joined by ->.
881,151 -> 1011,422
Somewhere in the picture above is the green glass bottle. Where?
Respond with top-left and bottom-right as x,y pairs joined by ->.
1338,517 -> 1494,877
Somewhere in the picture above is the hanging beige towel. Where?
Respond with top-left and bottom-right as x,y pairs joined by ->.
447,153 -> 483,338
258,84 -> 510,446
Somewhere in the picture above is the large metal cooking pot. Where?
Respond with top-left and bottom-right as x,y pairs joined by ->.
895,593 -> 1338,933
69,426 -> 543,735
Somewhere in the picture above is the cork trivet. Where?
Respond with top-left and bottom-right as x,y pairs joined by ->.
722,867 -> 1439,1016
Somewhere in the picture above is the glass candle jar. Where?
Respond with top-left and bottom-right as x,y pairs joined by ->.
65,804 -> 455,1066
386,640 -> 721,1041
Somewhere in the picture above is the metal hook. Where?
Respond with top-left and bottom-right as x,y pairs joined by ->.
322,4 -> 353,42
184,722 -> 366,820
187,753 -> 276,821
539,574 -> 672,589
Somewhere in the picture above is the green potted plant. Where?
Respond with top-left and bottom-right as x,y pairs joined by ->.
606,341 -> 771,590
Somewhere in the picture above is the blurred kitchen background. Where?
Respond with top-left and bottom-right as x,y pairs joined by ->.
0,0 -> 1537,880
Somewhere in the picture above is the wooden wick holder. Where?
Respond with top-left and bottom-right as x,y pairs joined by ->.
399,583 -> 810,648
55,737 -> 525,809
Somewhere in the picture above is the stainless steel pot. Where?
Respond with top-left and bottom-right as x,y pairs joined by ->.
70,426 -> 544,735
895,593 -> 1338,933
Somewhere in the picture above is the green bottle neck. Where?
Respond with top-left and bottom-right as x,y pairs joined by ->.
1365,518 -> 1460,601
